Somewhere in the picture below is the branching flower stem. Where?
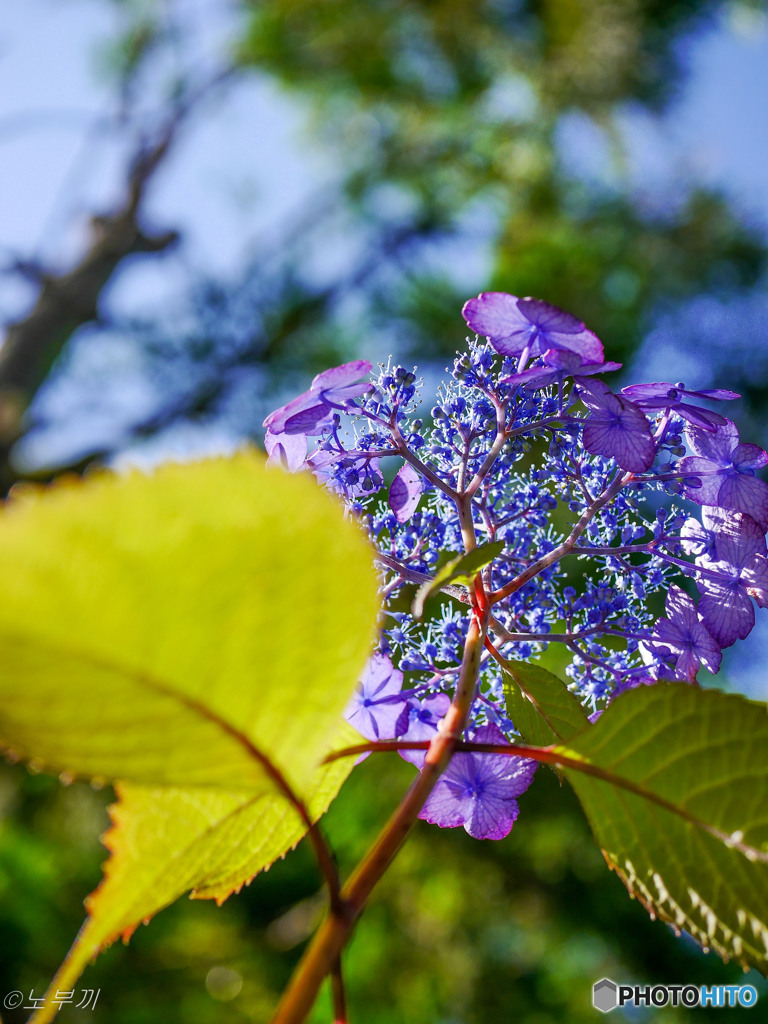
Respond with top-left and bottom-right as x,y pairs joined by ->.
464,396 -> 507,498
490,472 -> 632,604
391,420 -> 458,502
270,598 -> 490,1024
260,303 -> 768,1021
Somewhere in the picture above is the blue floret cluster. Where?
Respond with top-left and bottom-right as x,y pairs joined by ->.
264,293 -> 768,839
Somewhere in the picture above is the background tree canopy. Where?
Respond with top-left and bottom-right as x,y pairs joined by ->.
1,0 -> 767,1020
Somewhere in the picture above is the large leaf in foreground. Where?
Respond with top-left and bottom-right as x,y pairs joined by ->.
30,727 -> 360,1024
556,684 -> 768,972
501,657 -> 588,746
0,452 -> 379,794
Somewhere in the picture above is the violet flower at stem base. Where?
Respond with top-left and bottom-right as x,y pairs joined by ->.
269,592 -> 490,1024
323,739 -> 767,859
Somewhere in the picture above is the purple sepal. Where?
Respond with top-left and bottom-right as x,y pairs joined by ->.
717,474 -> 768,526
344,653 -> 408,749
266,392 -> 331,435
312,360 -> 373,390
388,463 -> 424,523
688,420 -> 737,459
732,443 -> 768,471
650,586 -> 721,680
462,292 -> 604,363
418,723 -> 537,840
680,513 -> 717,560
282,401 -> 334,435
678,457 -> 725,506
263,359 -> 373,436
622,382 -> 737,430
694,511 -> 768,647
577,379 -> 655,472
397,693 -> 451,766
622,382 -> 739,403
264,429 -> 308,472
501,347 -> 621,388
679,420 -> 768,528
698,587 -> 755,649
675,406 -> 729,431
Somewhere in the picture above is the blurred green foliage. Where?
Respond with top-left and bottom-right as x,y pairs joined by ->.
238,0 -> 766,370
2,756 -> 765,1023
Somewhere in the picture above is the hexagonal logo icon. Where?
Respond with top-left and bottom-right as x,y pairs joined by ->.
593,978 -> 618,1013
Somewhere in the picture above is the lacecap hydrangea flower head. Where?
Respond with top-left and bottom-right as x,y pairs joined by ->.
264,292 -> 768,840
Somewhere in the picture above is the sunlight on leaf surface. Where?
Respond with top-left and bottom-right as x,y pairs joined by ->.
31,727 -> 360,1024
0,452 -> 379,1022
501,658 -> 589,746
558,684 -> 768,973
0,451 -> 379,795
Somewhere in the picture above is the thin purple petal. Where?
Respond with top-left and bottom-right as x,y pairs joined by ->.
676,405 -> 728,431
622,382 -> 738,403
692,388 -> 740,401
312,360 -> 372,390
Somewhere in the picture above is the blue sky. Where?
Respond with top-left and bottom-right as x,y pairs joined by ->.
2,0 -> 768,324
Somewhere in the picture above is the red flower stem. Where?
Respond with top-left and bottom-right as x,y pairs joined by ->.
323,740 -> 429,761
323,739 -> 558,764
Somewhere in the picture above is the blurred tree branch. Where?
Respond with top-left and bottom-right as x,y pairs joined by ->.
0,67 -> 234,492
7,0 -> 768,488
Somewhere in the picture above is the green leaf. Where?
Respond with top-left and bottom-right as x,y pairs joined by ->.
412,540 -> 503,618
30,726 -> 360,1024
0,454 -> 380,1024
501,658 -> 589,746
0,451 -> 379,796
554,684 -> 768,972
